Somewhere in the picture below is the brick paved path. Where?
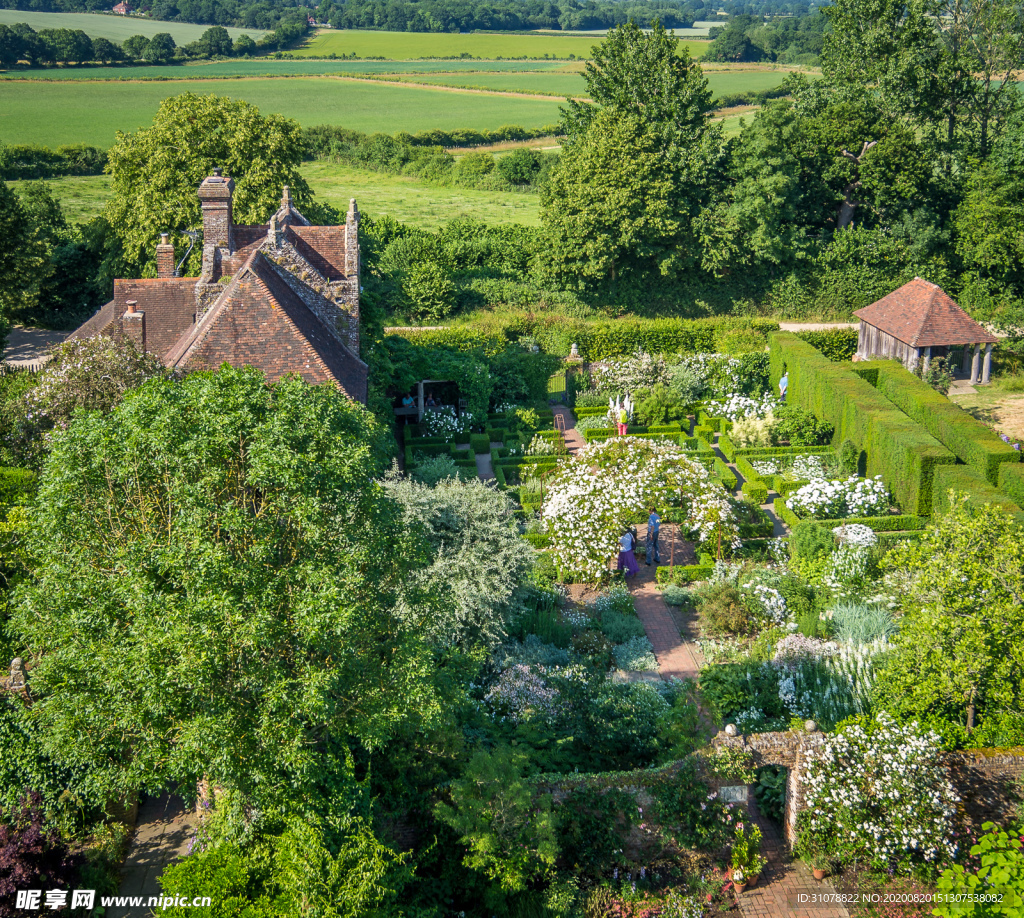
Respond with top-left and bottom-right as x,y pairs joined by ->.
736,795 -> 849,918
551,405 -> 587,454
628,542 -> 703,680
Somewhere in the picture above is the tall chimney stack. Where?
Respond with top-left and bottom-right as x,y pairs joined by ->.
122,299 -> 145,352
197,168 -> 234,254
156,232 -> 175,277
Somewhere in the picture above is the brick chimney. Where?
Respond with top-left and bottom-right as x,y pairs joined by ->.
198,167 -> 234,254
156,232 -> 175,277
122,299 -> 146,352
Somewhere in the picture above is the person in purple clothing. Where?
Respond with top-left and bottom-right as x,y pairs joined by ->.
617,529 -> 639,577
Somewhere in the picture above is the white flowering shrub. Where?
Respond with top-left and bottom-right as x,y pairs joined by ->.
671,353 -> 745,400
786,476 -> 890,519
822,544 -> 873,598
741,582 -> 788,624
773,634 -> 837,665
591,351 -> 667,394
542,438 -> 738,581
612,635 -> 658,671
420,406 -> 472,438
705,394 -> 776,422
799,714 -> 959,873
729,413 -> 774,448
525,434 -> 557,456
833,523 -> 878,548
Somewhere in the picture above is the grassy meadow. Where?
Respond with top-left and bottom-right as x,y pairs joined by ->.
0,78 -> 564,147
9,162 -> 541,227
292,28 -> 708,60
0,9 -> 265,42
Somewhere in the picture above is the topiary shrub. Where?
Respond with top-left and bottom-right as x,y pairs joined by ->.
838,438 -> 860,476
661,584 -> 691,606
470,433 -> 491,454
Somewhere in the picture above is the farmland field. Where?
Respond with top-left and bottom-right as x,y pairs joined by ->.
292,28 -> 708,60
0,78 -> 563,148
0,9 -> 265,42
374,68 -> 792,98
0,59 -> 572,81
8,161 -> 541,227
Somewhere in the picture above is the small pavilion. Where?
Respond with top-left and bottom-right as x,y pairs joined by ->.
854,278 -> 999,384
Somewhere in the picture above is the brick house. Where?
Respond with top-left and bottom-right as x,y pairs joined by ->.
69,169 -> 369,403
112,2 -> 131,14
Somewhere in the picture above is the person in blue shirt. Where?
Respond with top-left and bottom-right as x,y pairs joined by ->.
779,371 -> 788,402
646,508 -> 661,566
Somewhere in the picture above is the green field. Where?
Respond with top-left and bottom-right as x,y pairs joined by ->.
8,161 -> 540,227
0,59 -> 572,81
0,78 -> 563,148
293,28 -> 708,60
379,68 -> 790,98
0,9 -> 265,43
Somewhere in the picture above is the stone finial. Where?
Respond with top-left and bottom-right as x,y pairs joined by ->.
347,198 -> 359,220
268,214 -> 283,248
804,720 -> 818,733
569,342 -> 579,358
725,723 -> 738,737
282,186 -> 292,208
9,658 -> 25,691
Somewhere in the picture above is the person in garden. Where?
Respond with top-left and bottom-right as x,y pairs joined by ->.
778,371 -> 788,402
617,405 -> 629,435
646,508 -> 661,566
617,528 -> 639,577
401,393 -> 415,408
425,392 -> 437,408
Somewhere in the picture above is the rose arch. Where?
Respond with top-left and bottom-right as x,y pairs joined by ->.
541,437 -> 738,581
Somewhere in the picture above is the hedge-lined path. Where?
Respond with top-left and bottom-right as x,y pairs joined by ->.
708,430 -> 788,537
736,795 -> 849,918
628,527 -> 703,682
476,448 -> 496,481
551,405 -> 586,454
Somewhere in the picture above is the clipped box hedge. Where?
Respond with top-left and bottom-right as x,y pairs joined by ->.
742,481 -> 769,505
998,463 -> 1024,508
471,433 -> 491,454
718,433 -> 737,462
656,562 -> 715,585
770,333 -> 956,516
714,456 -> 737,490
772,497 -> 928,532
864,361 -> 1021,487
932,465 -> 1024,521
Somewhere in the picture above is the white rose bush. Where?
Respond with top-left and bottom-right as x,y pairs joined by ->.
787,476 -> 890,519
798,714 -> 959,874
542,437 -> 738,581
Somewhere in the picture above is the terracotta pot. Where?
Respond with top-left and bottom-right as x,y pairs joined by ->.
813,867 -> 827,881
748,874 -> 760,888
734,881 -> 747,894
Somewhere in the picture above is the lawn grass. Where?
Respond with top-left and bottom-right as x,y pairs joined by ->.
8,173 -> 112,224
0,59 -> 570,81
0,9 -> 265,42
8,162 -> 542,228
0,78 -> 564,148
304,161 -> 541,227
292,28 -> 708,60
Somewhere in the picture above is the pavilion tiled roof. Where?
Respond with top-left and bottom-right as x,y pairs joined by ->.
854,277 -> 998,347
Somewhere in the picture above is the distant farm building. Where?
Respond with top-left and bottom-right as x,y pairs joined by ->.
112,2 -> 132,14
854,277 -> 998,384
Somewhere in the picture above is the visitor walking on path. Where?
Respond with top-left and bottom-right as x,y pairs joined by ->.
617,529 -> 639,576
617,406 -> 628,436
645,508 -> 661,566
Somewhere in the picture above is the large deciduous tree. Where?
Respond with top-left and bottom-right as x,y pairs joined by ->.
874,498 -> 1024,746
11,366 -> 443,810
0,184 -> 45,351
104,93 -> 316,276
544,20 -> 722,294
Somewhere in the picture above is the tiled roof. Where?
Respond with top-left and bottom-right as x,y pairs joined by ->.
289,226 -> 348,280
165,251 -> 367,402
854,278 -> 999,347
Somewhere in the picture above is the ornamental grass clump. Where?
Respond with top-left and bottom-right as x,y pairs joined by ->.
542,437 -> 738,582
797,714 -> 959,874
786,476 -> 890,520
